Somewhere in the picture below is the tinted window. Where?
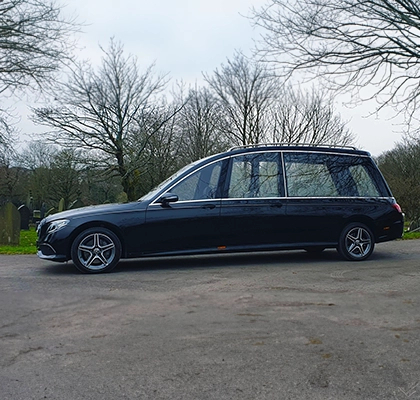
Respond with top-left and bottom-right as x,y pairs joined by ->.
284,152 -> 381,197
349,165 -> 380,197
285,159 -> 338,197
169,161 -> 222,201
227,152 -> 283,198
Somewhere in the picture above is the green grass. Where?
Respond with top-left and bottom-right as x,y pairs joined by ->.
0,227 -> 38,255
0,225 -> 418,255
402,231 -> 420,240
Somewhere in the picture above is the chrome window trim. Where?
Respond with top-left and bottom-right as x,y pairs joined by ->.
277,196 -> 393,200
148,198 -> 222,207
148,196 -> 394,206
221,197 -> 284,201
221,196 -> 393,201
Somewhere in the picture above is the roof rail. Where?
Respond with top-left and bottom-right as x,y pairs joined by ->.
228,143 -> 358,151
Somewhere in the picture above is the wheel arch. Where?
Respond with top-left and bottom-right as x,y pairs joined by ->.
66,221 -> 126,259
341,215 -> 377,242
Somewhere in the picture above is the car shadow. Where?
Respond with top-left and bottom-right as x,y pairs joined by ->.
40,249 -> 341,275
41,246 -> 396,275
110,249 -> 342,274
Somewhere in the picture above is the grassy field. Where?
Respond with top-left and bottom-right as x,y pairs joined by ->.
0,226 -> 419,255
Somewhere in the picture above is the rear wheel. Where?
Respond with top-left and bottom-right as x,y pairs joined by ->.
338,223 -> 374,261
71,227 -> 121,273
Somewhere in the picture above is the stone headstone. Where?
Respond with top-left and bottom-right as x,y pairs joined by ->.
33,209 -> 41,223
58,198 -> 65,212
40,203 -> 47,219
0,203 -> 20,245
18,205 -> 30,230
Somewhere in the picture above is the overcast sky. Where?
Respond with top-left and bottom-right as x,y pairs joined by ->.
17,0 -> 404,156
68,0 -> 266,83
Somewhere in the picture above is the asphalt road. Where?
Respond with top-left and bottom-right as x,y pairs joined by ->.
1,241 -> 420,400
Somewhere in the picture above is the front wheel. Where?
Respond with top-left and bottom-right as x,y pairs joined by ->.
71,227 -> 121,273
338,223 -> 374,261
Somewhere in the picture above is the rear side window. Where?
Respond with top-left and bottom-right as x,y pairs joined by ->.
349,165 -> 380,197
285,160 -> 338,197
284,152 -> 383,197
227,152 -> 284,198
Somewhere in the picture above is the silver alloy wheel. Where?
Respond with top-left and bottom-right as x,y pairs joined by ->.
77,232 -> 116,270
344,226 -> 372,259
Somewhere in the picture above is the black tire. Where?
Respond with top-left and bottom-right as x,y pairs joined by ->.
71,227 -> 121,273
338,222 -> 374,261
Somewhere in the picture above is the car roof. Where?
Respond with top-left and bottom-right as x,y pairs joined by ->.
191,144 -> 371,170
226,143 -> 371,157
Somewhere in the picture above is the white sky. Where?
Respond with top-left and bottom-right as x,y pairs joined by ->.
15,0 -> 405,156
69,0 -> 264,82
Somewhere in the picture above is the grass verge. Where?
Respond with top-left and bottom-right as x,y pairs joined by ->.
402,231 -> 420,240
0,228 -> 38,255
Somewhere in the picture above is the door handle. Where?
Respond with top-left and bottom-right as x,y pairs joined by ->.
201,204 -> 216,209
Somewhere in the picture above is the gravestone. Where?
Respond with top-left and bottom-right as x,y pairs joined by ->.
18,205 -> 30,230
58,198 -> 65,212
33,209 -> 41,224
0,203 -> 20,245
40,203 -> 47,219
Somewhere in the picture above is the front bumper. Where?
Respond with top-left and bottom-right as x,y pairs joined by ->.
37,243 -> 69,262
37,219 -> 71,262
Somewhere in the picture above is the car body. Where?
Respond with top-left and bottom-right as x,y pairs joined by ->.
37,144 -> 404,273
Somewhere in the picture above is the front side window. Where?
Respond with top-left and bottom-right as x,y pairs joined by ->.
169,161 -> 222,201
227,152 -> 283,198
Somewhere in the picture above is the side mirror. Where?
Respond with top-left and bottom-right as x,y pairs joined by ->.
158,193 -> 178,206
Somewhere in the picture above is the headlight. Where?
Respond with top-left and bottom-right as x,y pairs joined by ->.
46,219 -> 70,234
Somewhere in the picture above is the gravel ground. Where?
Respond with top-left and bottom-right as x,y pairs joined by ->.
0,240 -> 419,399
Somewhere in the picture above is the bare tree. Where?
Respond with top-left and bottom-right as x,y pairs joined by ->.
139,108 -> 180,194
270,86 -> 354,145
377,137 -> 420,221
0,112 -> 16,150
48,149 -> 82,209
0,0 -> 77,93
18,140 -> 122,207
176,85 -> 230,164
0,133 -> 28,205
32,39 -> 173,201
17,141 -> 56,209
0,0 -> 77,146
18,140 -> 56,170
121,100 -> 185,197
253,0 -> 420,131
204,51 -> 278,145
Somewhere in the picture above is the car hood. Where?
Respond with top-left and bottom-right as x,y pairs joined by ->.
43,201 -> 148,223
